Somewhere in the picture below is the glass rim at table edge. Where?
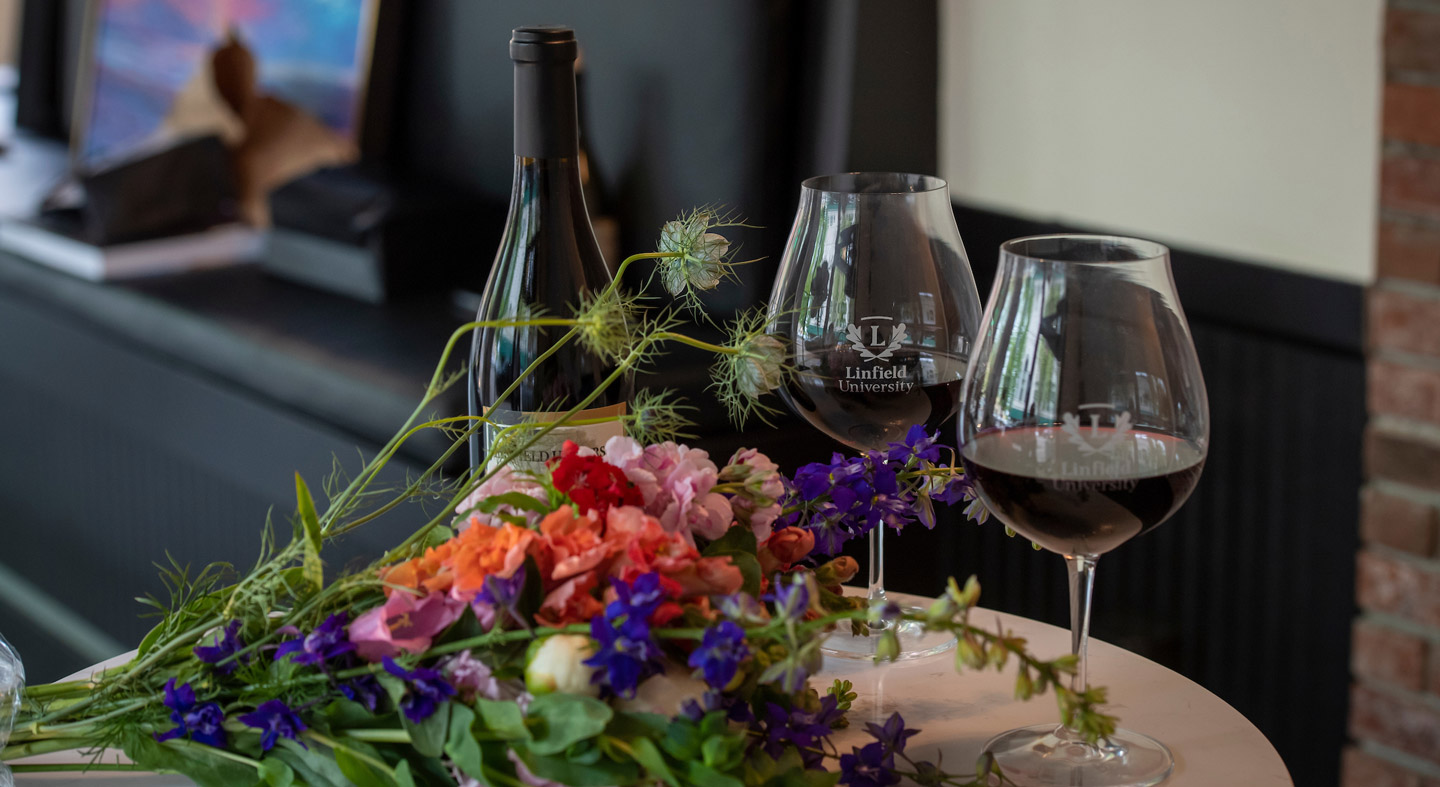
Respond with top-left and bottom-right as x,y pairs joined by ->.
996,233 -> 1172,266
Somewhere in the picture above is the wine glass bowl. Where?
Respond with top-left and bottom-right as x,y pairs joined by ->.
959,234 -> 1209,786
768,172 -> 982,659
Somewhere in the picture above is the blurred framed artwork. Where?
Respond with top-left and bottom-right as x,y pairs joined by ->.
71,0 -> 381,168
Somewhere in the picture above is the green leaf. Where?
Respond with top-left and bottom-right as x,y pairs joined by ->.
661,718 -> 702,761
701,733 -> 747,772
392,761 -> 416,787
526,693 -> 613,755
333,745 -> 394,787
514,745 -> 640,786
445,704 -> 485,780
476,697 -> 531,741
271,739 -> 349,787
402,701 -> 451,758
628,736 -> 680,787
478,491 -> 551,515
295,473 -> 324,590
258,757 -> 295,787
124,737 -> 258,787
136,620 -> 165,659
686,761 -> 745,787
702,526 -> 758,557
606,711 -> 670,740
320,697 -> 379,730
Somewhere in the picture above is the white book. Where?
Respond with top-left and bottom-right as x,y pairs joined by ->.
0,218 -> 266,281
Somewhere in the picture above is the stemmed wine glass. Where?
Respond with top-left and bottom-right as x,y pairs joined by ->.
959,235 -> 1209,785
768,172 -> 982,659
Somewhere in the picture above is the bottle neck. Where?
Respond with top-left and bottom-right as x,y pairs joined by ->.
514,58 -> 580,159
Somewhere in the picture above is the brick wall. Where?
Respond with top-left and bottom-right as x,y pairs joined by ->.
1346,2 -> 1440,784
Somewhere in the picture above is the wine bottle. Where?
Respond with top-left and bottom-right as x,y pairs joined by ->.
468,26 -> 627,472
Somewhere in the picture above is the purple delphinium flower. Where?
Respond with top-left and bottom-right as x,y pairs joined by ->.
681,690 -> 755,725
383,657 -> 457,723
477,570 -> 528,630
864,712 -> 919,755
585,572 -> 667,698
339,673 -> 385,712
192,621 -> 247,674
687,620 -> 750,689
839,741 -> 901,787
931,474 -> 973,506
239,699 -> 306,752
764,574 -> 810,623
885,425 -> 941,466
760,695 -> 843,769
153,678 -> 226,748
275,613 -> 355,668
607,572 -> 669,622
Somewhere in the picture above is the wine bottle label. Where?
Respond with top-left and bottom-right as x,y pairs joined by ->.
482,403 -> 628,472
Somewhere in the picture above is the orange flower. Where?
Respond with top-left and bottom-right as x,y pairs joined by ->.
539,506 -> 617,585
535,572 -> 605,628
605,506 -> 742,599
380,540 -> 455,597
447,517 -> 545,600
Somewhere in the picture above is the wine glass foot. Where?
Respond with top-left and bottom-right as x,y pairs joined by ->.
982,724 -> 1173,786
821,613 -> 956,661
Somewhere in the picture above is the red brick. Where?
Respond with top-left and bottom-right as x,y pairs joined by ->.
1378,219 -> 1440,284
1382,155 -> 1440,221
1366,428 -> 1440,493
1373,358 -> 1440,427
1371,288 -> 1440,357
1342,746 -> 1421,787
1362,485 -> 1440,555
1388,83 -> 1440,149
1351,684 -> 1440,766
1354,619 -> 1429,690
1388,9 -> 1440,75
1357,548 -> 1440,627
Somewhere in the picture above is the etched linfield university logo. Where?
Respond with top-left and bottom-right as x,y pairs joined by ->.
840,315 -> 913,393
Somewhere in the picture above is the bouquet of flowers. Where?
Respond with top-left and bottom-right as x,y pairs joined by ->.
0,211 -> 1114,787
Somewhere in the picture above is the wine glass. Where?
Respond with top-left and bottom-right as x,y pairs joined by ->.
768,172 -> 982,660
959,235 -> 1209,785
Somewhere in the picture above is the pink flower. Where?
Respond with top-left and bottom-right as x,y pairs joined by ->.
348,591 -> 464,662
721,448 -> 785,542
442,650 -> 519,703
602,436 -> 733,542
455,467 -> 549,530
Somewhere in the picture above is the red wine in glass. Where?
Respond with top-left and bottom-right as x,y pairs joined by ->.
960,426 -> 1204,556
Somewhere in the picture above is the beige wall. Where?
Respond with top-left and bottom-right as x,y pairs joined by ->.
0,0 -> 17,67
939,0 -> 1383,283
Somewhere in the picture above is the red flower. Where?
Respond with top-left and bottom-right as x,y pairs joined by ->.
550,441 -> 644,519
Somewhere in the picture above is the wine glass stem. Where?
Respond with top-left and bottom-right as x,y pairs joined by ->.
868,526 -> 887,605
1065,554 -> 1098,698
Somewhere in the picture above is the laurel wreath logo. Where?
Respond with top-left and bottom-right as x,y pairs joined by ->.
845,322 -> 908,362
1062,410 -> 1133,456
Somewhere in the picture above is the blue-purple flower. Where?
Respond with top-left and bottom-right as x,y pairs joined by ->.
275,613 -> 355,667
383,657 -> 457,723
339,673 -> 385,712
864,712 -> 919,755
239,699 -> 306,752
839,741 -> 901,787
687,620 -> 750,689
681,690 -> 755,725
153,678 -> 226,748
765,574 -> 810,623
760,696 -> 843,769
192,620 -> 247,674
477,570 -> 528,630
584,573 -> 668,698
885,425 -> 941,466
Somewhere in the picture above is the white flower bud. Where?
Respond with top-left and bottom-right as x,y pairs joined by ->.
524,634 -> 600,697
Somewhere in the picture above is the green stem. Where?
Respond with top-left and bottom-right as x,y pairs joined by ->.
341,729 -> 413,744
651,331 -> 738,355
2,736 -> 92,760
8,764 -> 152,773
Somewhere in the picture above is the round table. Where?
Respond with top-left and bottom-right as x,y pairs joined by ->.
10,601 -> 1292,785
